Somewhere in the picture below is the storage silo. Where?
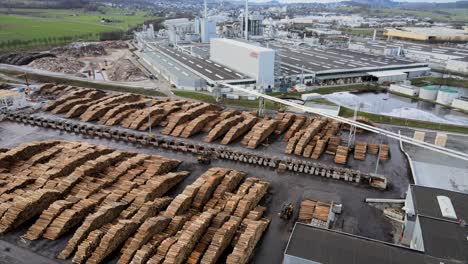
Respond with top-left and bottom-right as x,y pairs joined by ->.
419,86 -> 439,101
436,88 -> 459,105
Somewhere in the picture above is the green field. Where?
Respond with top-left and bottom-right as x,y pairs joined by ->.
0,7 -> 159,49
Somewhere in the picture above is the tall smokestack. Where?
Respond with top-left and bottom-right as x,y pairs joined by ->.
372,29 -> 377,41
204,0 -> 207,19
245,0 -> 249,40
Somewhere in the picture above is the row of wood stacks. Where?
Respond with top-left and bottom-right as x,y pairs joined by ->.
0,140 -> 271,264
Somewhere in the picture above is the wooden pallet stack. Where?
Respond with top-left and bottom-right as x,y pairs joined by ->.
334,145 -> 349,165
368,143 -> 379,155
325,136 -> 341,155
298,199 -> 316,223
353,141 -> 367,161
379,144 -> 390,161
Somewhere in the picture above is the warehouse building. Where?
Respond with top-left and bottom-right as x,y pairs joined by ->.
210,38 -> 275,87
452,96 -> 468,111
283,222 -> 460,264
284,184 -> 468,264
401,185 -> 468,261
270,43 -> 430,86
349,40 -> 468,74
385,27 -> 468,42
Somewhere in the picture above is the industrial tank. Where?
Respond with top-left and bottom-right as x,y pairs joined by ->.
436,88 -> 459,105
419,86 -> 439,101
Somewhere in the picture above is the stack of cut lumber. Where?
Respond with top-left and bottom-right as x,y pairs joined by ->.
298,199 -> 316,223
283,116 -> 307,141
325,136 -> 341,155
204,115 -> 244,143
293,119 -> 327,156
274,113 -> 295,135
334,145 -> 349,165
379,144 -> 390,161
368,144 -> 379,155
311,139 -> 327,160
353,141 -> 367,161
221,114 -> 258,145
241,119 -> 279,149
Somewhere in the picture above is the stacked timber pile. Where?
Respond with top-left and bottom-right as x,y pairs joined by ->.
0,140 -> 197,264
122,168 -> 271,264
379,144 -> 390,161
368,144 -> 379,155
354,141 -> 367,161
293,119 -> 327,156
79,94 -> 142,122
241,119 -> 279,149
204,114 -> 244,143
180,112 -> 219,138
325,136 -> 341,155
298,199 -> 316,223
334,146 -> 349,165
285,118 -> 327,157
311,140 -> 327,160
221,114 -> 258,145
283,115 -> 307,142
298,199 -> 331,227
163,103 -> 222,136
274,113 -> 295,135
202,110 -> 239,133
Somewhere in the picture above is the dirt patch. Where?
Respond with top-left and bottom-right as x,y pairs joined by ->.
50,41 -> 128,58
107,58 -> 147,82
29,57 -> 84,74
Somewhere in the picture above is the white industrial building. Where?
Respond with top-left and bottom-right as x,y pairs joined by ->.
401,185 -> 468,263
452,97 -> 468,111
210,38 -> 275,87
389,82 -> 420,96
436,88 -> 459,105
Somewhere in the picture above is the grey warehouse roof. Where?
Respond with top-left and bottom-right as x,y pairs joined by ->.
271,44 -> 419,74
410,184 -> 468,222
284,223 -> 461,264
151,44 -> 251,82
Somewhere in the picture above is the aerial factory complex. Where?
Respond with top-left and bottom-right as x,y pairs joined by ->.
0,0 -> 467,264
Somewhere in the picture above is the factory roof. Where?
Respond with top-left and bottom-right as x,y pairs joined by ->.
386,27 -> 468,37
151,44 -> 252,83
353,40 -> 468,60
418,216 -> 468,262
141,50 -> 201,82
367,70 -> 407,78
410,185 -> 468,222
284,223 -> 459,264
270,43 -> 422,74
211,38 -> 274,53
